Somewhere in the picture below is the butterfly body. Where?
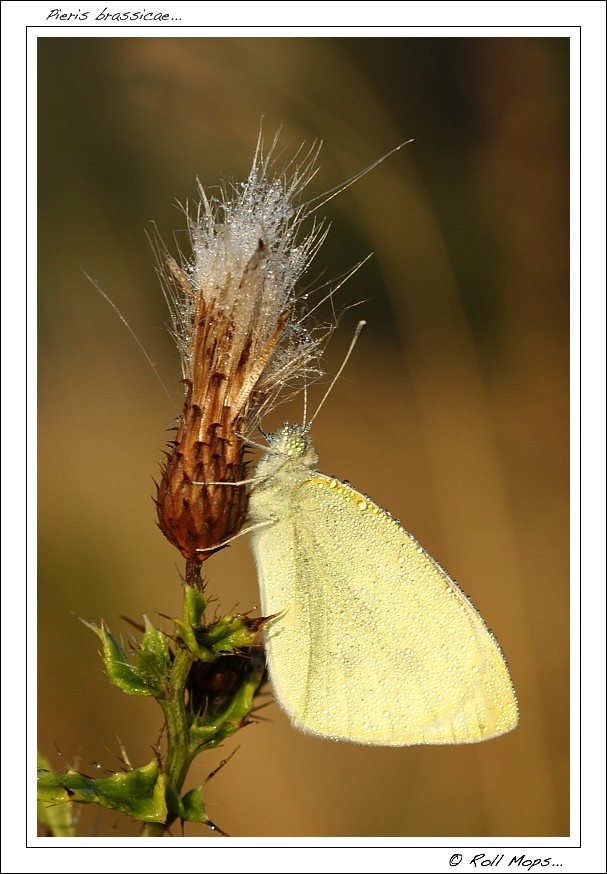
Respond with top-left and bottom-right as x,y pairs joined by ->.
248,424 -> 518,746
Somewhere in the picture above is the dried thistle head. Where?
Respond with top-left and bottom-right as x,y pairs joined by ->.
155,134 -> 334,561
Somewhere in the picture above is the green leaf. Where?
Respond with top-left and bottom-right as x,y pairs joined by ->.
183,584 -> 206,627
174,587 -> 263,660
133,617 -> 171,697
205,615 -> 263,651
174,587 -> 213,660
37,759 -> 168,823
83,619 -> 168,697
162,785 -> 209,825
180,787 -> 208,823
174,617 -> 215,662
37,752 -> 76,836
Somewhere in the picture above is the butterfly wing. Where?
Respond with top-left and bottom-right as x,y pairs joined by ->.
250,466 -> 518,745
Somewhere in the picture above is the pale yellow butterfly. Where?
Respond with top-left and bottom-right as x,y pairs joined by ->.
248,423 -> 518,746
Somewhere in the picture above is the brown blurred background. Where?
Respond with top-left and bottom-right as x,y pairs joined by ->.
38,36 -> 569,838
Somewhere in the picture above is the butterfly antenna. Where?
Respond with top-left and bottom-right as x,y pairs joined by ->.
302,381 -> 309,429
308,320 -> 366,429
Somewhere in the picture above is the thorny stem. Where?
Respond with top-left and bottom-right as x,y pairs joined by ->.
140,821 -> 169,838
185,557 -> 204,590
140,566 -> 202,837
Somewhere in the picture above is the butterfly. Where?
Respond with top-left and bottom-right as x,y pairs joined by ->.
247,423 -> 518,746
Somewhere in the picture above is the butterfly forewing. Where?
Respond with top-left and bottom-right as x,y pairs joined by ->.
249,427 -> 518,745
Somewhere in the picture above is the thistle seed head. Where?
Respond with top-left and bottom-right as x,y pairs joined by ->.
155,134 -> 334,560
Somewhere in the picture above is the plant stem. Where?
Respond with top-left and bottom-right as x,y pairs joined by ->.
140,570 -> 202,837
140,821 -> 168,838
162,646 -> 196,789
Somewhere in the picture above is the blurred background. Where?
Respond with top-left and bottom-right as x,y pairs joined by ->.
38,35 -> 569,838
